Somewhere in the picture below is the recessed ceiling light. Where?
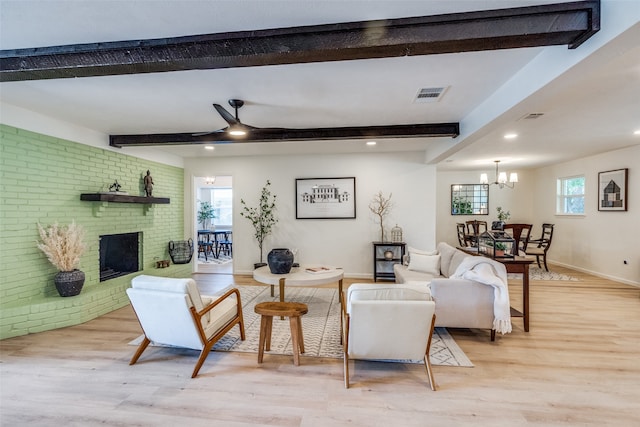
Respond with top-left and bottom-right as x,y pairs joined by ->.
366,141 -> 377,146
504,133 -> 518,139
204,145 -> 215,150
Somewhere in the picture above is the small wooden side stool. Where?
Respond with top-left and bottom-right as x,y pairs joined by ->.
254,301 -> 308,366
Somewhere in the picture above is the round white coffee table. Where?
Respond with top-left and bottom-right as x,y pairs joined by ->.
253,265 -> 344,303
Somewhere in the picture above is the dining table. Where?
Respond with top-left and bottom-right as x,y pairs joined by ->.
197,230 -> 232,259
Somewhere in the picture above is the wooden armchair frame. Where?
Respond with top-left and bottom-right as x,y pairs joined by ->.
129,287 -> 245,378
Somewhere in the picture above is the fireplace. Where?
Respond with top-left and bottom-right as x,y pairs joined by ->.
99,232 -> 141,282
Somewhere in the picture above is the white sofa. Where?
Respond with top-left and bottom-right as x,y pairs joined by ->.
393,242 -> 501,340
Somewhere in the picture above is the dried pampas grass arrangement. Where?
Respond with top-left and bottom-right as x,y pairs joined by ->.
36,221 -> 87,272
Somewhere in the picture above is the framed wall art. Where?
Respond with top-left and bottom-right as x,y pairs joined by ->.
451,184 -> 489,215
598,168 -> 628,211
296,177 -> 356,219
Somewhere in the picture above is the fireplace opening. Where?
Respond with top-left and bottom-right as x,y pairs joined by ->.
99,232 -> 142,282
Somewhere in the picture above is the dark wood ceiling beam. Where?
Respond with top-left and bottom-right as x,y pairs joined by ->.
1,1 -> 600,82
109,123 -> 460,147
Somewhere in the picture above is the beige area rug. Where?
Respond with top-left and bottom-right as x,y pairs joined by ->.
507,266 -> 579,281
130,285 -> 473,367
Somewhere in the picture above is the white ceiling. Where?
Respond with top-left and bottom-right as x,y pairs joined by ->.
1,0 -> 639,171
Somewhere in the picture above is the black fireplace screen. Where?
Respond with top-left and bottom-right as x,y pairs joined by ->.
99,232 -> 141,282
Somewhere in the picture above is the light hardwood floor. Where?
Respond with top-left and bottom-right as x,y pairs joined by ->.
1,267 -> 639,426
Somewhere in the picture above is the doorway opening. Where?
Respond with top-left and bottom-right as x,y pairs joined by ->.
195,175 -> 233,274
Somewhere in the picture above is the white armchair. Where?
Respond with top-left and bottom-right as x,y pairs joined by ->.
341,283 -> 437,390
126,275 -> 245,378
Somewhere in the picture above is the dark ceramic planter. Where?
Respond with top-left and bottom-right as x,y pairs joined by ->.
267,248 -> 294,274
54,270 -> 85,297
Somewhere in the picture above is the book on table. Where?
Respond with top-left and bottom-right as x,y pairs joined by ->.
305,267 -> 333,274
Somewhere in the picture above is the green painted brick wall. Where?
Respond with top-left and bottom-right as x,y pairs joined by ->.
0,124 -> 192,339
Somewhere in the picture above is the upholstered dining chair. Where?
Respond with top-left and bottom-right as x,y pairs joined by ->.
503,223 -> 533,256
525,223 -> 555,271
126,275 -> 245,378
341,283 -> 437,390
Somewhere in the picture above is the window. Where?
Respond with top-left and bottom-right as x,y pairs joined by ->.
208,188 -> 233,227
557,175 -> 585,214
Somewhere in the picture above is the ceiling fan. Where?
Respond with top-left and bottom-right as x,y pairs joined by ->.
195,99 -> 263,137
109,99 -> 460,147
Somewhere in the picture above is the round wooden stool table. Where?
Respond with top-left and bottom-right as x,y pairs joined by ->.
254,301 -> 308,366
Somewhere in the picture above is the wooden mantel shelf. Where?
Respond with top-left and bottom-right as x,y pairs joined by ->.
80,193 -> 170,204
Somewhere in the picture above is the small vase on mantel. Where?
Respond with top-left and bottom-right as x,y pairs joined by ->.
267,248 -> 294,274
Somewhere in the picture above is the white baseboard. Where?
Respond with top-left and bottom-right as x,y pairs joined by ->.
549,260 -> 639,287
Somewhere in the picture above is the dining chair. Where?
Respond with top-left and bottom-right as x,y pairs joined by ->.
525,223 -> 555,271
456,223 -> 467,247
197,230 -> 214,261
503,223 -> 532,256
465,220 -> 488,247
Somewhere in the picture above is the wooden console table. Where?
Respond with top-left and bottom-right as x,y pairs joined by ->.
459,247 -> 534,332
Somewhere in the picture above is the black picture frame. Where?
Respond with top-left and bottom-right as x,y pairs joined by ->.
598,168 -> 628,211
295,177 -> 356,219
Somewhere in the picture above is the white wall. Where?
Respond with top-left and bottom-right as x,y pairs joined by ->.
184,151 -> 437,277
531,145 -> 639,285
436,169 -> 535,247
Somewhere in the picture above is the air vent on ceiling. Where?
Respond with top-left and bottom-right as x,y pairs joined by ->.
414,86 -> 449,103
520,112 -> 545,120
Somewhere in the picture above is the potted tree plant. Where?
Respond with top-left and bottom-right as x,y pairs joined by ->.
197,201 -> 216,230
369,191 -> 393,242
240,180 -> 278,268
36,221 -> 87,297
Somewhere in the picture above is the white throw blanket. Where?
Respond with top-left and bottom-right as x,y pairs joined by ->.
451,257 -> 512,334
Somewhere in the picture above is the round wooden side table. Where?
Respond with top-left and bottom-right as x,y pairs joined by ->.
254,301 -> 309,366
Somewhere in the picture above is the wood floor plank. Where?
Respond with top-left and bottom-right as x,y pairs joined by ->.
1,269 -> 639,426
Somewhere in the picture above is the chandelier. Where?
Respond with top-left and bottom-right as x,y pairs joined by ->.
480,160 -> 518,189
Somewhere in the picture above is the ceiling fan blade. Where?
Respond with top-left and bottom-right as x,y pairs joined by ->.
191,128 -> 227,137
213,104 -> 239,126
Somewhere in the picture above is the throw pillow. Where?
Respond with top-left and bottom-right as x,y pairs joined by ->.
407,253 -> 441,275
405,246 -> 438,266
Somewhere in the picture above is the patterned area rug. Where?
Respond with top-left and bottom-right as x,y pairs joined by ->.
197,254 -> 232,265
131,285 -> 473,367
507,266 -> 579,281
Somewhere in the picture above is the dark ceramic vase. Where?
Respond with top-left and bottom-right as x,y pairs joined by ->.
54,270 -> 85,297
267,248 -> 294,274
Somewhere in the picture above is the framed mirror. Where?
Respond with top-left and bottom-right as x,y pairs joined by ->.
451,184 -> 489,215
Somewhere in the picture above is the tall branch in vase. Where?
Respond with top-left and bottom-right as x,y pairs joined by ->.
369,191 -> 393,242
240,180 -> 278,265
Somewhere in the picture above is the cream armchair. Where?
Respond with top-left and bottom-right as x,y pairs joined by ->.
126,275 -> 245,378
341,283 -> 437,390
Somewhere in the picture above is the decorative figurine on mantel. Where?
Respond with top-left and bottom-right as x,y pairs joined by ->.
109,180 -> 122,192
144,170 -> 154,197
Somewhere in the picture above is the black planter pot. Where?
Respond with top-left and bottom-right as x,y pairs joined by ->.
54,270 -> 85,297
267,248 -> 294,274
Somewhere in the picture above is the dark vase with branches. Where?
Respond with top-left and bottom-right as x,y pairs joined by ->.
197,201 -> 216,230
240,180 -> 278,267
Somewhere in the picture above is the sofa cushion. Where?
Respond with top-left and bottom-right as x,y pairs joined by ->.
407,253 -> 441,276
447,250 -> 469,278
404,246 -> 438,266
437,242 -> 458,277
